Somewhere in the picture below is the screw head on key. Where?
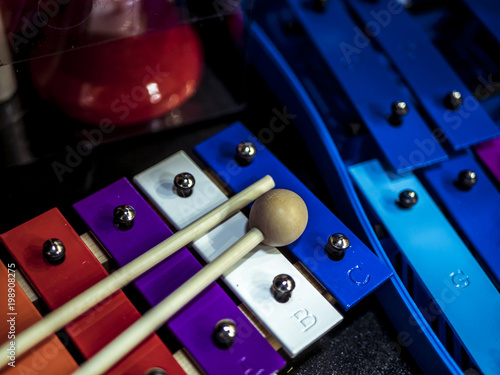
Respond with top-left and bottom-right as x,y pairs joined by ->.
145,368 -> 168,375
444,90 -> 463,110
397,189 -> 418,209
235,141 -> 257,165
325,233 -> 350,261
113,205 -> 136,231
212,319 -> 237,349
388,101 -> 409,126
174,172 -> 195,198
43,238 -> 66,265
456,169 -> 477,190
271,274 -> 296,303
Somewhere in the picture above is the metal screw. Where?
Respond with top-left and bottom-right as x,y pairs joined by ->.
456,169 -> 477,190
145,368 -> 168,375
271,274 -> 296,303
235,141 -> 257,165
213,319 -> 237,349
174,172 -> 195,198
325,233 -> 350,261
113,205 -> 136,231
397,189 -> 418,209
444,90 -> 463,110
388,101 -> 409,126
43,238 -> 66,265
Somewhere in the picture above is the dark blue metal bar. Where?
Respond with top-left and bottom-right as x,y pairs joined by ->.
346,0 -> 499,149
286,0 -> 448,172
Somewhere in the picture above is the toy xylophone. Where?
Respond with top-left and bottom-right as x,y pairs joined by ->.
244,0 -> 500,374
0,123 -> 393,374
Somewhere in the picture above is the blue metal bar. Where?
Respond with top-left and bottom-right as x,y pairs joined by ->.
346,0 -> 499,149
421,153 -> 500,287
286,0 -> 448,172
195,122 -> 392,310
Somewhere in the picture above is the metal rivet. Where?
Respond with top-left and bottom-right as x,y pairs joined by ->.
42,239 -> 66,265
113,205 -> 136,231
174,172 -> 195,198
271,274 -> 295,303
388,101 -> 409,126
235,141 -> 257,165
444,90 -> 463,110
325,233 -> 350,261
397,189 -> 418,208
456,169 -> 477,190
145,368 -> 167,375
212,319 -> 237,349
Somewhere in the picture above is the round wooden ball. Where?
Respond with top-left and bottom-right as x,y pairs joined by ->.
249,189 -> 308,247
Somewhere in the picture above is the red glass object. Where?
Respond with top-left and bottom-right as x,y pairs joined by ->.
30,1 -> 203,126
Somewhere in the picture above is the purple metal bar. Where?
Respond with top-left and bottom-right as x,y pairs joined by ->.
74,177 -> 285,375
475,138 -> 500,184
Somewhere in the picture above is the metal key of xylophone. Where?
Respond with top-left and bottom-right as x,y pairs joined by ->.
345,0 -> 499,149
0,262 -> 78,374
0,208 -> 185,375
421,152 -> 500,288
285,0 -> 448,173
475,138 -> 500,184
349,159 -> 500,375
133,150 -> 343,357
75,188 -> 308,375
74,178 -> 285,375
194,122 -> 393,310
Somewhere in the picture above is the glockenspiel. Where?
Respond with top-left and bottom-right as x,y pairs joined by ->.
0,126 -> 393,374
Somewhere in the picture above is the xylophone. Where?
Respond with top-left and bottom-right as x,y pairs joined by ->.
244,0 -> 500,374
0,122 -> 395,374
3,0 -> 500,373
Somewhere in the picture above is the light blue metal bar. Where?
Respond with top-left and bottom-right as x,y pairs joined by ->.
349,159 -> 500,375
